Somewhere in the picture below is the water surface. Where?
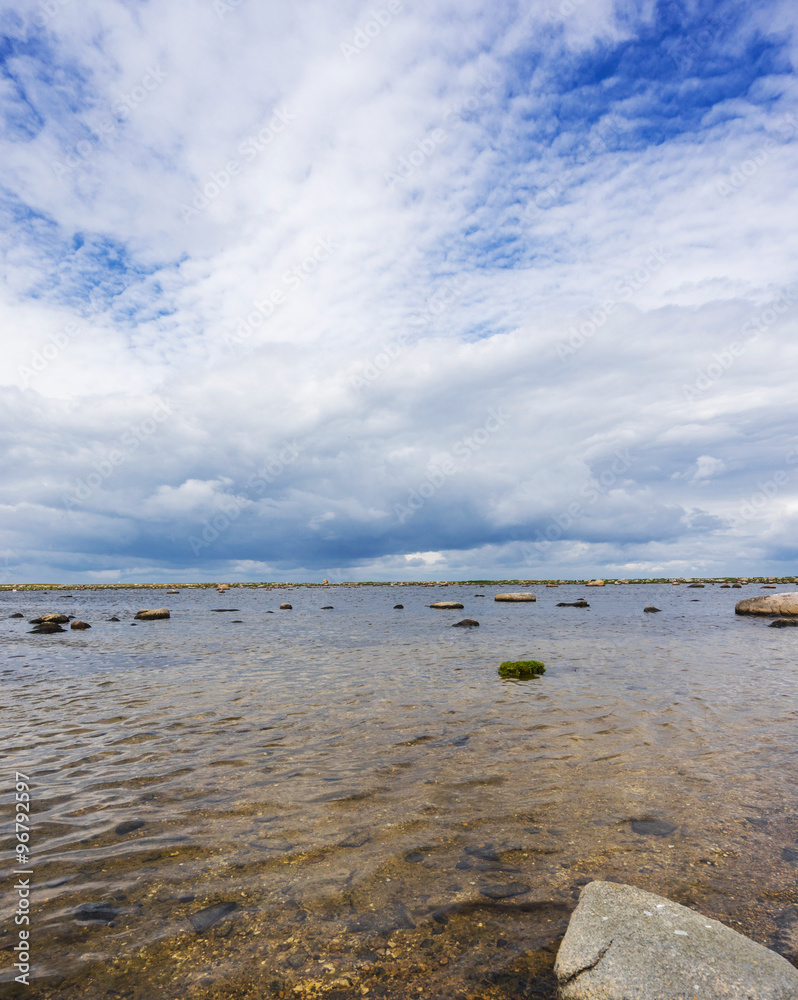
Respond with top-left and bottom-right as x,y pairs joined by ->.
2,583 -> 797,998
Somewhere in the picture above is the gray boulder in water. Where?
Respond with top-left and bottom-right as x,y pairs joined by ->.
735,593 -> 798,616
555,881 -> 798,1000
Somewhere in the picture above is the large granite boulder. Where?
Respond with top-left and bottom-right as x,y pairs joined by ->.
735,593 -> 798,617
494,593 -> 536,602
134,608 -> 171,620
555,881 -> 798,1000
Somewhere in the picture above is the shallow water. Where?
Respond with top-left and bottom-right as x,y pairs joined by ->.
1,583 -> 797,999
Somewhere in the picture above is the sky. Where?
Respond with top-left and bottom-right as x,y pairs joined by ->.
1,0 -> 797,583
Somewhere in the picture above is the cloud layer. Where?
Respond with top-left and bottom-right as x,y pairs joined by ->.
1,0 -> 797,581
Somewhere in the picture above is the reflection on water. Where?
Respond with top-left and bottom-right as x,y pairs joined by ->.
1,584 -> 797,998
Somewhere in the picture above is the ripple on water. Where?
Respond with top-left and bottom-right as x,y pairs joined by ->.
2,584 -> 798,997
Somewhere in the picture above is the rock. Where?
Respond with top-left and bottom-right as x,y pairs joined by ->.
107,616 -> 120,622
9,612 -> 24,618
73,902 -> 123,924
498,660 -> 545,678
688,583 -> 705,588
630,818 -> 676,836
348,902 -> 415,934
167,589 -> 179,594
430,601 -> 464,609
721,583 -> 730,588
28,623 -> 66,634
321,605 -> 334,609
770,618 -> 798,628
763,584 -> 778,588
210,608 -> 240,612
555,880 -> 798,1000
774,905 -> 798,962
114,820 -> 145,835
394,604 -> 404,609
70,621 -> 91,629
134,608 -> 170,620
189,901 -> 237,933
732,583 -> 742,587
586,580 -> 605,587
280,603 -> 292,610
546,583 -> 559,587
452,619 -> 479,627
643,606 -> 661,613
494,593 -> 536,602
557,600 -> 589,608
29,614 -> 70,624
322,579 -> 328,584
735,593 -> 798,617
479,882 -> 530,899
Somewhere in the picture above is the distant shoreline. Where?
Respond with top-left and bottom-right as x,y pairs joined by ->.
1,577 -> 795,591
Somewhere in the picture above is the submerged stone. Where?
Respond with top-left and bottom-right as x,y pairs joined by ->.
115,820 -> 145,835
430,601 -> 464,609
479,882 -> 530,899
643,606 -> 661,613
73,902 -> 123,924
134,608 -> 170,620
452,619 -> 479,627
494,593 -> 536,602
630,818 -> 676,836
189,900 -> 237,933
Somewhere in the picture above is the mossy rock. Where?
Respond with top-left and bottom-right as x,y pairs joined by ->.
498,660 -> 545,678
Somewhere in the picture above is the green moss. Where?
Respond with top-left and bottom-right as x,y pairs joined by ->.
498,660 -> 545,678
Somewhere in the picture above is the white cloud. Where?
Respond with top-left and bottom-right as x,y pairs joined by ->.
0,0 -> 796,580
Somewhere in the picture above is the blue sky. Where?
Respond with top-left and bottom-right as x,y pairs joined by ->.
1,0 -> 797,582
